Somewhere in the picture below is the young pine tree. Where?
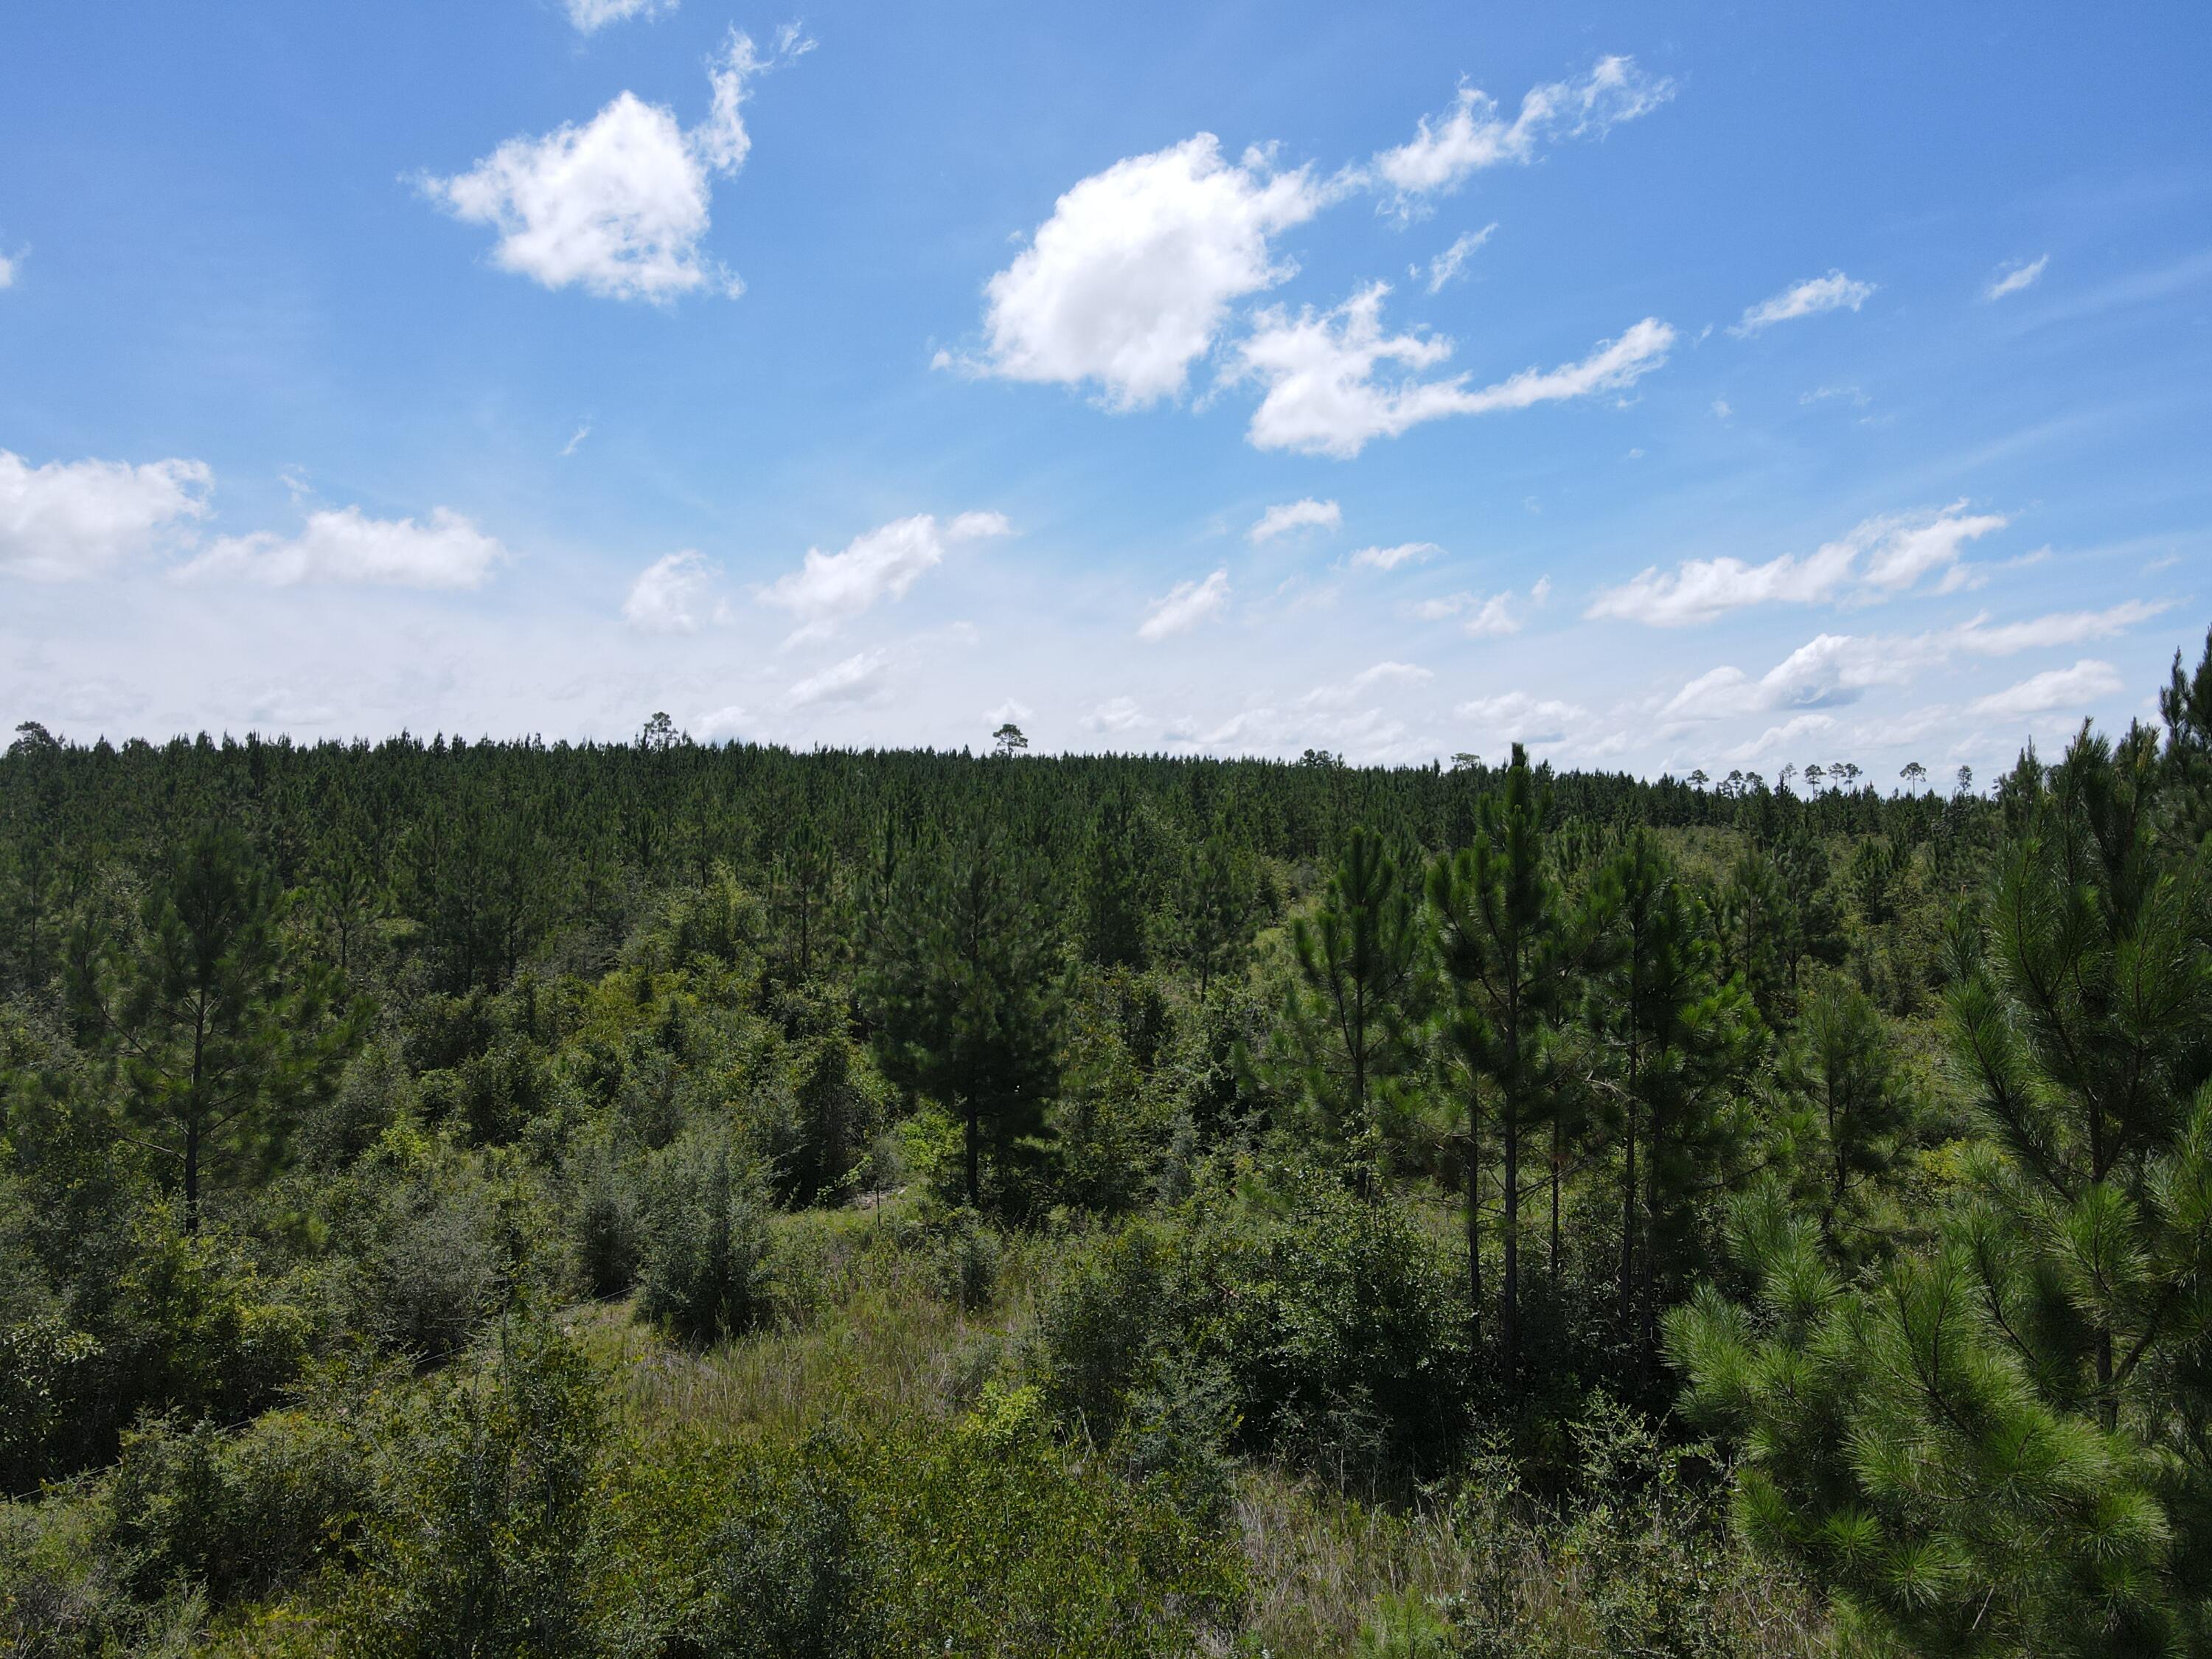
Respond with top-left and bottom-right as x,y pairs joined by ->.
862,826 -> 1062,1211
1270,825 -> 1425,1186
1429,745 -> 1572,1380
68,828 -> 352,1231
1670,717 -> 2212,1654
1587,830 -> 1761,1380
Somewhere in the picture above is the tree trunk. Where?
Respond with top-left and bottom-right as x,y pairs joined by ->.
1501,1090 -> 1520,1385
962,1094 -> 981,1209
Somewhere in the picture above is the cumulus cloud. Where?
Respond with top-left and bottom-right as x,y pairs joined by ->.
1731,271 -> 1877,336
1248,497 -> 1341,543
1419,224 -> 1496,292
622,550 -> 716,632
183,505 -> 508,588
1967,659 -> 2124,721
761,511 -> 1010,639
0,250 -> 15,289
1585,502 -> 2010,626
1351,541 -> 1441,571
1138,568 -> 1231,640
1985,254 -> 2048,302
564,0 -> 673,32
1234,282 -> 1674,456
0,450 -> 212,580
1453,690 -> 1586,744
1371,57 -> 1673,213
783,650 -> 889,710
973,136 -> 1331,408
1299,661 -> 1432,707
422,28 -> 804,301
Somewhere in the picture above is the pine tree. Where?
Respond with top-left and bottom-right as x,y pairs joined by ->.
1783,980 -> 1912,1248
861,826 -> 1062,1210
1588,830 -> 1761,1379
1429,745 -> 1571,1379
1272,825 -> 1425,1184
67,828 -> 352,1231
1670,717 -> 2212,1653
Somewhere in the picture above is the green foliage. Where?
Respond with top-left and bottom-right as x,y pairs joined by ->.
341,1318 -> 603,1658
636,1128 -> 771,1346
861,825 -> 1062,1211
1672,700 -> 2212,1654
1273,825 -> 1427,1174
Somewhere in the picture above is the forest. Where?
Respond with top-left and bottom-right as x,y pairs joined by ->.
1,627 -> 2208,1658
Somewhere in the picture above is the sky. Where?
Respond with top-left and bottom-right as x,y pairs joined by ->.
2,1 -> 2208,782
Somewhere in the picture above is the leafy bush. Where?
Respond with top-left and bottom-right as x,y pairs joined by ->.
637,1129 -> 771,1346
338,1319 -> 603,1658
105,1405 -> 368,1605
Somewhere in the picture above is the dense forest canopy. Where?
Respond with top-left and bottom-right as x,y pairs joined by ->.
3,629 -> 2209,1656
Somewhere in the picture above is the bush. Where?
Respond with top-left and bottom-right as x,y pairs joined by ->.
1187,1164 -> 1465,1475
698,1430 -> 882,1659
105,1405 -> 368,1605
571,1153 -> 642,1300
637,1130 -> 771,1346
338,1320 -> 603,1658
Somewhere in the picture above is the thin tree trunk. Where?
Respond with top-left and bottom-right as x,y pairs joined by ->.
1501,1090 -> 1520,1385
963,1094 -> 980,1209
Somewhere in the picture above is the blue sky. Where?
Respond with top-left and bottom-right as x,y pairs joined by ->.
2,1 -> 2207,781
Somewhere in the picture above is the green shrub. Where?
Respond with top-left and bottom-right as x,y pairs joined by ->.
697,1430 -> 881,1659
338,1320 -> 603,1658
637,1130 -> 770,1346
0,1315 -> 100,1491
105,1405 -> 367,1605
571,1152 -> 641,1299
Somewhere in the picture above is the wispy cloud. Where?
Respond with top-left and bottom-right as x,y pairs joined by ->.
1138,568 -> 1230,640
1417,224 -> 1496,292
1984,254 -> 2048,301
1731,270 -> 1876,336
1248,497 -> 1340,544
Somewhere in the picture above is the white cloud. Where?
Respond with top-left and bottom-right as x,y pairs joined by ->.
622,550 -> 715,632
1967,659 -> 2124,721
694,703 -> 748,740
1952,599 -> 2174,655
0,451 -> 212,581
1531,576 -> 1552,605
985,698 -> 1033,726
1086,695 -> 1150,734
1419,223 -> 1496,292
1731,270 -> 1877,336
1985,254 -> 2048,302
1372,57 -> 1673,212
184,505 -> 507,588
1453,690 -> 1586,744
783,650 -> 889,710
1663,632 -> 1935,723
1248,497 -> 1341,543
1711,398 -> 1733,420
564,0 -> 673,33
1586,502 -> 2009,626
1351,541 -> 1441,571
1461,592 -> 1521,637
1300,661 -> 1432,707
422,28 -> 802,301
0,250 -> 15,289
1724,712 -> 1836,763
560,423 -> 591,456
761,510 -> 1010,638
1138,568 -> 1230,640
974,136 -> 1330,408
1234,282 -> 1674,456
